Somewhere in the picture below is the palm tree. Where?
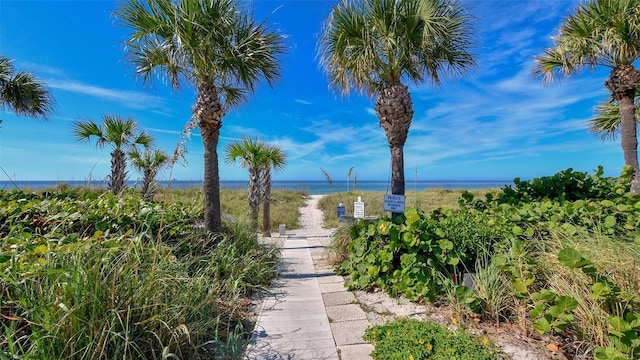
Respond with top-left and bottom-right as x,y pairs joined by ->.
129,147 -> 170,201
260,144 -> 286,237
318,0 -> 475,218
225,136 -> 269,232
73,115 -> 153,195
534,0 -> 640,194
0,55 -> 54,119
115,0 -> 285,232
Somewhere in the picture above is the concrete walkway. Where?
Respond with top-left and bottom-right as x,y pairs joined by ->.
245,195 -> 374,360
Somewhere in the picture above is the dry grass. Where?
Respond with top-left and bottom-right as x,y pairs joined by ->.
318,189 -> 497,228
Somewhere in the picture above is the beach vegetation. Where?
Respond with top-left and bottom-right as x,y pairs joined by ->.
534,0 -> 640,194
363,318 -> 505,360
334,167 -> 640,358
115,0 -> 286,232
0,55 -> 54,120
73,115 -> 154,195
318,188 -> 494,228
317,0 -> 476,218
0,187 -> 281,359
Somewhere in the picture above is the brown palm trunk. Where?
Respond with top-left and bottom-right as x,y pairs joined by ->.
142,168 -> 156,201
376,82 -> 414,218
390,144 -> 405,197
618,94 -> 640,194
248,167 -> 260,232
110,148 -> 127,195
195,82 -> 224,232
606,66 -> 640,194
262,167 -> 272,237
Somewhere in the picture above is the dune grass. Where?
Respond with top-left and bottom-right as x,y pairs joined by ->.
0,186 -> 298,359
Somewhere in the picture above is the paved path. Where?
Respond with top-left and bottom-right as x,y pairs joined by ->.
245,195 -> 374,360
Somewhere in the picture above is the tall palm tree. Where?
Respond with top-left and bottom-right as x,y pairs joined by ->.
129,147 -> 170,201
0,55 -> 54,119
116,0 -> 285,232
534,0 -> 640,194
225,136 -> 269,232
318,0 -> 475,218
73,115 -> 153,195
260,144 -> 286,237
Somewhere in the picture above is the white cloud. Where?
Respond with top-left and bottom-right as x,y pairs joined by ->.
47,79 -> 165,109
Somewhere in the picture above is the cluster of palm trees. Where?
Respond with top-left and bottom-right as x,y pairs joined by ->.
225,136 -> 286,236
73,115 -> 169,200
3,0 -> 640,234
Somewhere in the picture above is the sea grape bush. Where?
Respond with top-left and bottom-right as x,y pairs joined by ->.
339,207 -> 507,301
487,166 -> 628,205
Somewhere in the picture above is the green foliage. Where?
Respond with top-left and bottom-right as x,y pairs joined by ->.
0,188 -> 279,359
467,166 -> 631,206
363,318 -> 505,360
336,167 -> 640,358
492,240 -> 537,299
530,290 -> 578,334
339,207 -> 504,301
556,248 -> 640,359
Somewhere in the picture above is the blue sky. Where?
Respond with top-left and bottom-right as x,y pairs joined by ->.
0,0 -> 626,184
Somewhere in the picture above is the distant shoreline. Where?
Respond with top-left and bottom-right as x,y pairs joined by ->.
0,179 -> 512,195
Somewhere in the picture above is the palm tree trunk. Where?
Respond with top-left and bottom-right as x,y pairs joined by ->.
262,168 -> 272,237
376,82 -> 414,218
110,148 -> 127,195
248,168 -> 260,232
389,143 -> 405,197
142,168 -> 156,201
606,66 -> 640,194
618,93 -> 640,194
195,82 -> 224,232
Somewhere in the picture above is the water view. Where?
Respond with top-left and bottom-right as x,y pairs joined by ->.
0,179 -> 513,195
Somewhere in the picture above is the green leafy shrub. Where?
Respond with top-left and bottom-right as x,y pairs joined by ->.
494,166 -> 628,205
339,207 -> 505,301
363,318 -> 505,360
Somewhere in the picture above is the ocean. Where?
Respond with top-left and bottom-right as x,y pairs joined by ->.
0,179 -> 512,195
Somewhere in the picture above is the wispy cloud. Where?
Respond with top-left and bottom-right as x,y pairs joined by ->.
295,99 -> 311,105
47,79 -> 165,109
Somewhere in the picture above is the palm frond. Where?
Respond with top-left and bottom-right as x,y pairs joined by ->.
0,58 -> 54,119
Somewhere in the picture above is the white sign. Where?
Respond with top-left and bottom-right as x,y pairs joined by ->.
354,196 -> 365,219
383,194 -> 405,213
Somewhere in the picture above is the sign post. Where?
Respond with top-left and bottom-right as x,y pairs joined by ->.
354,196 -> 365,219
